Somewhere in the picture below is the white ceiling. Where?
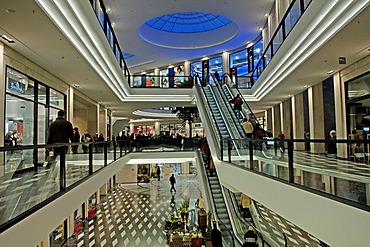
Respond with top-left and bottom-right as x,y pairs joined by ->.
0,0 -> 370,120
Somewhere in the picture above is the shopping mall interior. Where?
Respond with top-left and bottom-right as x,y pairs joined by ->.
1,0 -> 370,246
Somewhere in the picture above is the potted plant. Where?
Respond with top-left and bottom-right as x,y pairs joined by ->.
191,229 -> 203,247
198,208 -> 208,233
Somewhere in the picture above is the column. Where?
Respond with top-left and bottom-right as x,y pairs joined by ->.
292,93 -> 305,150
184,61 -> 190,77
154,68 -> 160,87
154,121 -> 160,135
130,123 -> 134,135
308,83 -> 325,153
0,41 -> 5,176
281,99 -> 292,139
99,105 -> 107,138
68,86 -> 74,124
333,72 -> 347,158
272,105 -> 281,137
88,104 -> 98,135
185,120 -> 190,137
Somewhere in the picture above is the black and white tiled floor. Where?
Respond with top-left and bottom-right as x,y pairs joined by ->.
66,174 -> 201,247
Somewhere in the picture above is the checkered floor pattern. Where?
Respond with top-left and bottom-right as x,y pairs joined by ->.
66,174 -> 201,247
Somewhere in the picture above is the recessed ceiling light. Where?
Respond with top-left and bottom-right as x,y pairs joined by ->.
303,85 -> 308,88
265,14 -> 268,17
327,70 -> 334,74
259,28 -> 263,31
107,8 -> 111,12
73,84 -> 80,88
111,22 -> 115,27
6,9 -> 15,13
1,34 -> 15,43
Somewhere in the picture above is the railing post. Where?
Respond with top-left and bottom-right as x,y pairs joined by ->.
60,147 -> 66,191
104,142 -> 107,166
113,141 -> 116,161
288,140 -> 294,183
89,143 -> 93,175
228,139 -> 231,163
274,139 -> 278,156
220,139 -> 223,161
120,141 -> 123,157
249,140 -> 253,170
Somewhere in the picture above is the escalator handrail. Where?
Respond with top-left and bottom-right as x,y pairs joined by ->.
206,169 -> 238,246
194,85 -> 223,159
196,151 -> 236,246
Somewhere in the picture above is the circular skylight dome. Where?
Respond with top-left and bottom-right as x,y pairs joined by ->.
145,12 -> 232,33
139,12 -> 238,49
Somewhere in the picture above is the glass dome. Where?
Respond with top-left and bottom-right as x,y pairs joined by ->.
145,12 -> 232,33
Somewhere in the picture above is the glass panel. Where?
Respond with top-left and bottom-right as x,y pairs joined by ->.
253,38 -> 263,69
97,1 -> 105,28
66,146 -> 89,187
285,0 -> 301,36
265,44 -> 272,65
5,94 -> 34,145
303,0 -> 312,10
115,43 -> 120,61
229,49 -> 248,76
160,69 -> 169,88
49,89 -> 65,109
6,67 -> 35,100
347,73 -> 370,100
272,27 -> 284,55
174,65 -> 185,87
38,83 -> 47,104
209,56 -> 222,84
107,25 -> 114,49
38,104 -> 48,145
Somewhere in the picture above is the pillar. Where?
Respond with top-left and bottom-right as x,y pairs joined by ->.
184,61 -> 190,77
154,121 -> 160,135
272,105 -> 281,137
333,72 -> 347,158
185,120 -> 190,137
292,93 -> 305,150
0,41 -> 5,176
99,105 -> 107,138
68,86 -> 74,124
154,68 -> 160,87
130,123 -> 134,135
281,99 -> 292,139
308,83 -> 325,153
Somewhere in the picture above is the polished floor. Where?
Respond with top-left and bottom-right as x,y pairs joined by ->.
66,173 -> 202,247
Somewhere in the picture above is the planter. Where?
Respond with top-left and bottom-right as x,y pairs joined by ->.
198,213 -> 207,232
180,212 -> 189,222
205,240 -> 212,247
192,237 -> 203,247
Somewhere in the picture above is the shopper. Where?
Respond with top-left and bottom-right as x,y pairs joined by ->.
243,226 -> 258,247
72,127 -> 80,154
47,110 -> 73,157
241,118 -> 254,139
157,166 -> 161,181
169,174 -> 176,192
229,94 -> 243,121
240,193 -> 252,218
211,221 -> 223,247
81,130 -> 92,153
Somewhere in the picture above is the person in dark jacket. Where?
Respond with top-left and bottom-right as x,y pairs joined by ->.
47,110 -> 73,156
72,127 -> 80,154
211,221 -> 223,247
169,174 -> 176,192
81,130 -> 92,153
229,94 -> 243,120
243,226 -> 258,247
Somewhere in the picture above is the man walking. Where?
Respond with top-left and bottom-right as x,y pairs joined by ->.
47,110 -> 73,156
169,174 -> 176,192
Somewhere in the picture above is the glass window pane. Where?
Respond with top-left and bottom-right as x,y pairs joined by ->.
303,0 -> 312,10
230,49 -> 248,76
38,84 -> 47,104
49,89 -> 65,109
133,76 -> 142,87
5,94 -> 34,145
253,38 -> 264,69
190,62 -> 202,82
6,67 -> 35,100
209,56 -> 222,84
38,104 -> 48,145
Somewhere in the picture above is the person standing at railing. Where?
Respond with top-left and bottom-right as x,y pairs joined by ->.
47,110 -> 73,157
326,130 -> 337,157
71,127 -> 80,154
214,71 -> 220,83
81,130 -> 92,153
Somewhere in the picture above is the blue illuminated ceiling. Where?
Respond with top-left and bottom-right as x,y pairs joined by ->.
145,12 -> 232,33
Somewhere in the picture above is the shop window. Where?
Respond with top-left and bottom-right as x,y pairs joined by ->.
49,88 -> 65,109
6,67 -> 35,100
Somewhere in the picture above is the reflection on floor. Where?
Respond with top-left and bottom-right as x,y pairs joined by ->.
66,174 -> 201,247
